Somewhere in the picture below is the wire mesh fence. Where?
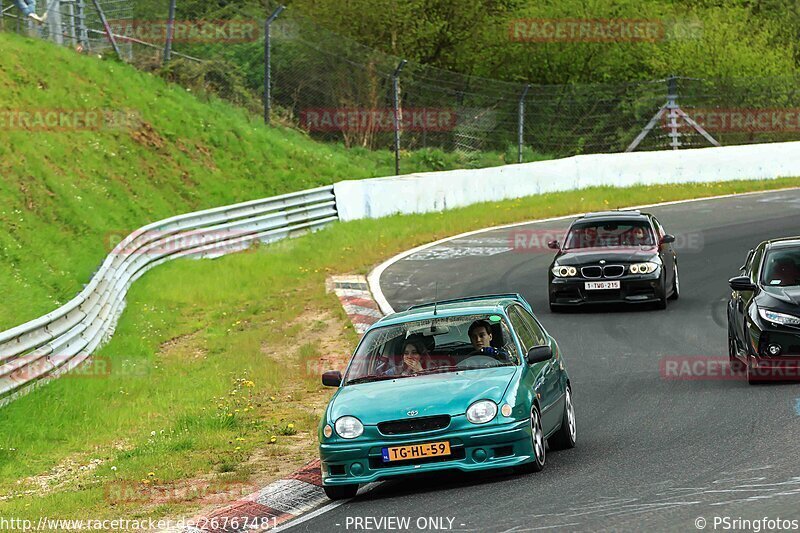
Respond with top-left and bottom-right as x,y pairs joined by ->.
3,0 -> 800,164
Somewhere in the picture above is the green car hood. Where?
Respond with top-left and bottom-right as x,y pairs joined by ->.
330,366 -> 519,424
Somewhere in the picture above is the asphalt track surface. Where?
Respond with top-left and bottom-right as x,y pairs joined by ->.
291,189 -> 800,533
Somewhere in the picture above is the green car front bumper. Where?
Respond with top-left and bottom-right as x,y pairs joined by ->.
320,419 -> 533,486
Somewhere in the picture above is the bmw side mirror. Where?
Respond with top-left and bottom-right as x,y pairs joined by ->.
322,370 -> 343,387
660,234 -> 676,245
729,276 -> 758,292
547,240 -> 560,250
526,345 -> 553,365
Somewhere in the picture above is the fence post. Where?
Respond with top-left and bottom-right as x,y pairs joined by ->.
90,0 -> 122,60
517,83 -> 530,164
263,5 -> 285,125
75,0 -> 89,50
0,0 -> 5,32
163,0 -> 176,64
392,59 -> 407,175
666,75 -> 680,150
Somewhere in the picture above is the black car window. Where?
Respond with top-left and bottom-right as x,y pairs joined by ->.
651,216 -> 665,239
748,246 -> 765,280
761,248 -> 800,287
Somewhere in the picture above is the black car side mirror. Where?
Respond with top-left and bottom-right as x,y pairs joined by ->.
547,240 -> 560,250
729,275 -> 758,292
526,345 -> 553,365
660,234 -> 676,245
322,370 -> 343,387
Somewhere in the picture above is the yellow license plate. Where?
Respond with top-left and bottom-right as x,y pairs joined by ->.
381,441 -> 451,462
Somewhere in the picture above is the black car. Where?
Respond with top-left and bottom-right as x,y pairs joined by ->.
728,237 -> 800,384
547,210 -> 679,311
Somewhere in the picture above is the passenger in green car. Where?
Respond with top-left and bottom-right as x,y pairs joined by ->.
379,336 -> 431,376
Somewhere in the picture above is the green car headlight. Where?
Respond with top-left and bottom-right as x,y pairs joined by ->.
334,416 -> 364,439
466,400 -> 498,424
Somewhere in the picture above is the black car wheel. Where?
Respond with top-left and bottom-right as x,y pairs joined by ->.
549,386 -> 577,450
728,331 -> 745,373
324,484 -> 359,500
654,271 -> 668,310
669,262 -> 680,300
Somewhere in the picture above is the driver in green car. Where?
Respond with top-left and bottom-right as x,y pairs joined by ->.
468,319 -> 511,361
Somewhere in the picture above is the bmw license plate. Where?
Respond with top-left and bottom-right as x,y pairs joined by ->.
585,281 -> 621,290
382,441 -> 451,462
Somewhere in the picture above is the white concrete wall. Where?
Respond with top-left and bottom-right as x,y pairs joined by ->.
334,142 -> 800,221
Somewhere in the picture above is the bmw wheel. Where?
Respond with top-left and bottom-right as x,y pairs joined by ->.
669,262 -> 680,300
549,386 -> 577,450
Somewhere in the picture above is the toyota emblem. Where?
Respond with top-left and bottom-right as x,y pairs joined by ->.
407,410 -> 419,417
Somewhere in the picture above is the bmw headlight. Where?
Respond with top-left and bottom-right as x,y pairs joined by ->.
334,416 -> 364,439
629,262 -> 659,274
551,265 -> 578,277
466,400 -> 498,424
758,308 -> 800,327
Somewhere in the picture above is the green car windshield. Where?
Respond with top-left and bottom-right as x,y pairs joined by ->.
344,314 -> 520,385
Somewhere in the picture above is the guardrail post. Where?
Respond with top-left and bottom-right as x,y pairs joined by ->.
162,0 -> 176,64
517,83 -> 530,164
392,59 -> 407,175
90,0 -> 122,60
666,75 -> 680,150
263,5 -> 285,125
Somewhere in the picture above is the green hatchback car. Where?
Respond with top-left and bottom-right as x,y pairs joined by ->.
318,293 -> 576,500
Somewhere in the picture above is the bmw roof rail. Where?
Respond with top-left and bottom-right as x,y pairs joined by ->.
407,293 -> 531,312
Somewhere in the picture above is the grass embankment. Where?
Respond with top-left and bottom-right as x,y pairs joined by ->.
1,178 -> 799,522
0,32 -> 546,330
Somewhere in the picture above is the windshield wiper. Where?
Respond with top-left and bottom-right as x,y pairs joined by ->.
412,365 -> 462,376
345,375 -> 398,385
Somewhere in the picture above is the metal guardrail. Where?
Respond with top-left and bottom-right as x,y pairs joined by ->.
0,186 -> 337,406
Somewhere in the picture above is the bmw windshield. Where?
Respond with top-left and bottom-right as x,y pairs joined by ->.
565,220 -> 655,249
343,314 -> 520,385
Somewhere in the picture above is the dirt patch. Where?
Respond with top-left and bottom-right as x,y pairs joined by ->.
130,122 -> 167,150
